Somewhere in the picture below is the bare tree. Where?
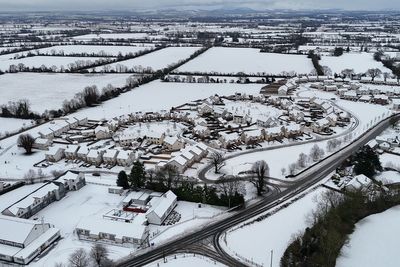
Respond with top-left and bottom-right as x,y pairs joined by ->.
251,160 -> 269,195
210,151 -> 225,174
341,68 -> 355,78
217,176 -> 242,207
90,244 -> 109,267
17,134 -> 35,154
297,153 -> 308,169
281,167 -> 286,176
288,163 -> 297,176
24,169 -> 36,184
68,248 -> 89,267
309,144 -> 325,162
366,68 -> 382,81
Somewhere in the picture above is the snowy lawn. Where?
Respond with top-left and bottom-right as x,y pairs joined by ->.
336,205 -> 400,267
375,171 -> 400,185
103,47 -> 201,72
223,187 -> 328,267
320,52 -> 392,74
31,184 -> 132,267
144,253 -> 226,267
0,117 -> 34,137
0,73 -> 133,113
176,47 -> 314,75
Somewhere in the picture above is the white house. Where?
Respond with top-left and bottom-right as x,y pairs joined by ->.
146,190 -> 177,225
116,150 -> 136,167
86,149 -> 104,165
45,147 -> 65,162
163,136 -> 184,151
33,138 -> 52,150
145,132 -> 165,145
95,126 -> 111,140
55,171 -> 86,191
64,145 -> 80,160
103,149 -> 119,165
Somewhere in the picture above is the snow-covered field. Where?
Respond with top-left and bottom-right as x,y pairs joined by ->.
103,47 -> 201,72
37,45 -> 153,56
0,73 -> 133,113
72,33 -> 150,41
0,117 -> 34,137
0,55 -> 106,72
223,186 -> 328,267
176,47 -> 315,75
72,80 -> 263,120
336,205 -> 400,267
145,254 -> 226,267
320,52 -> 392,74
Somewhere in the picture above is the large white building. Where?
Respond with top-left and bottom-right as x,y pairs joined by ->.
0,215 -> 60,265
75,218 -> 148,247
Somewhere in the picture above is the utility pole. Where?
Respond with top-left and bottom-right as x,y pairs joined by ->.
270,249 -> 273,267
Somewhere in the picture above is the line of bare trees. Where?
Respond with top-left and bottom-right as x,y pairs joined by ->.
55,244 -> 114,267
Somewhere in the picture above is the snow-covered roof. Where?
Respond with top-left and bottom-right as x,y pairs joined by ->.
76,218 -> 147,240
103,149 -> 119,158
0,215 -> 42,244
146,190 -> 177,220
169,155 -> 188,166
117,150 -> 134,160
64,145 -> 79,154
346,174 -> 372,190
164,136 -> 179,146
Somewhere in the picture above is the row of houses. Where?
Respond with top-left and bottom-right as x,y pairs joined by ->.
38,116 -> 88,140
45,145 -> 137,166
161,143 -> 209,173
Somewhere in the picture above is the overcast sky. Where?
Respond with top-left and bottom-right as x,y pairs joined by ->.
1,0 -> 399,11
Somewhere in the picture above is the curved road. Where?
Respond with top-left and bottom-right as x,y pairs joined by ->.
116,114 -> 399,267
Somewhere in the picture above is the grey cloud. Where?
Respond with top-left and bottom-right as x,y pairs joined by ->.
0,0 -> 399,11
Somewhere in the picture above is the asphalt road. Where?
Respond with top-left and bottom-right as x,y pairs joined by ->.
116,114 -> 399,267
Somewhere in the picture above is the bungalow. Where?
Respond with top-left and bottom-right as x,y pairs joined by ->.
45,147 -> 65,162
73,116 -> 88,126
283,125 -> 304,138
55,171 -> 86,191
311,118 -> 331,133
324,85 -> 338,92
265,126 -> 284,141
373,94 -> 389,105
345,174 -> 373,191
108,186 -> 124,194
103,149 -> 119,165
116,150 -> 136,167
